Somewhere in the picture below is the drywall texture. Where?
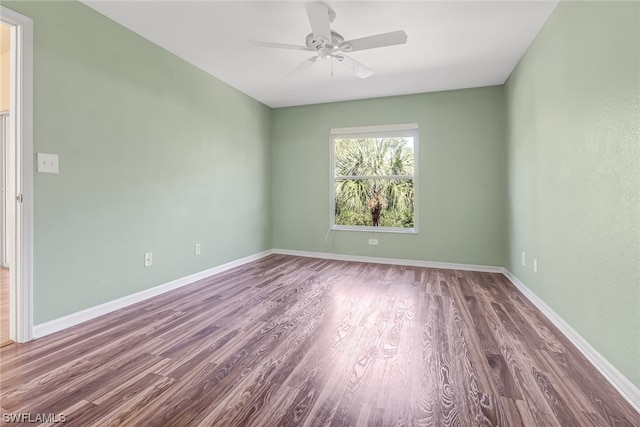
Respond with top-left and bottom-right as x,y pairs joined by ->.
272,87 -> 508,267
5,1 -> 272,324
505,1 -> 640,387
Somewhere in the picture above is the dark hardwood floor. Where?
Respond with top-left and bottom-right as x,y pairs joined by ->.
0,254 -> 638,426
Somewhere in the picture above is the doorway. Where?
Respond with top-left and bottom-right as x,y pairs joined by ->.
1,6 -> 33,344
1,23 -> 13,346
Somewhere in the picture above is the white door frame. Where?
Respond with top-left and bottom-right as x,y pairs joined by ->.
2,6 -> 34,343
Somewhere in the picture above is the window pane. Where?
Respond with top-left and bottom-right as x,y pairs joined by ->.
334,178 -> 414,228
334,137 -> 414,177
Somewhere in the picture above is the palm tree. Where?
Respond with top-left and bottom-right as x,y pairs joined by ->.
334,137 -> 414,227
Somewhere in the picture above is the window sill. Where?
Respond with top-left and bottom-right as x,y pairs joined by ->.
331,225 -> 418,234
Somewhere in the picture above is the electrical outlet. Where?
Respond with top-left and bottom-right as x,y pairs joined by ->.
533,258 -> 538,272
368,238 -> 378,246
195,243 -> 201,255
144,252 -> 153,267
521,252 -> 526,266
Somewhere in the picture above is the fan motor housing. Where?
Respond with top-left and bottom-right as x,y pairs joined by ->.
305,31 -> 345,51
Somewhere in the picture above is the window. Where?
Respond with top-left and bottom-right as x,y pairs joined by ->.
330,124 -> 418,233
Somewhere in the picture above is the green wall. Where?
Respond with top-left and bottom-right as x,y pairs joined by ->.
5,1 -> 272,324
505,1 -> 640,387
271,87 -> 508,266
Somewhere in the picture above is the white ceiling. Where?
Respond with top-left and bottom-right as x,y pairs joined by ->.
82,1 -> 558,108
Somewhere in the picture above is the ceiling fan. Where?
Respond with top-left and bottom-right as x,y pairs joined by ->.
253,2 -> 408,79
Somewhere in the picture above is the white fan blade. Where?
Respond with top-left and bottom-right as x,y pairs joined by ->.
340,30 -> 407,52
250,41 -> 313,51
287,56 -> 319,77
305,2 -> 332,42
337,55 -> 373,79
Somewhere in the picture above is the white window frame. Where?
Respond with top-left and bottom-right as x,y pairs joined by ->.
330,123 -> 419,234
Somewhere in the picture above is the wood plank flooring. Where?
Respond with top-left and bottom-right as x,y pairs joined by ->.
0,268 -> 10,347
0,255 -> 638,426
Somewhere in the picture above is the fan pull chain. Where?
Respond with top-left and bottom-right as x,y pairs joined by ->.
331,57 -> 334,77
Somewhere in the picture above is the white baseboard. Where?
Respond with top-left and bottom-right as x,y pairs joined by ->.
32,250 -> 274,339
503,269 -> 640,413
272,248 -> 504,273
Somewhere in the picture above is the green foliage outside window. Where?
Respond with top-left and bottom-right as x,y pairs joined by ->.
334,137 -> 414,229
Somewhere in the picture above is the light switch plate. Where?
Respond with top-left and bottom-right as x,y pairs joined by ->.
37,153 -> 59,174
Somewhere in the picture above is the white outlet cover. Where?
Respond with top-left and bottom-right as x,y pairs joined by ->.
37,153 -> 59,174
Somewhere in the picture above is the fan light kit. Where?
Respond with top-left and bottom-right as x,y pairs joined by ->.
253,2 -> 408,78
